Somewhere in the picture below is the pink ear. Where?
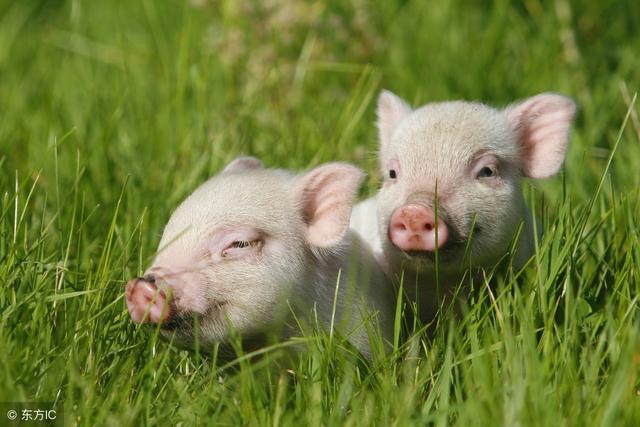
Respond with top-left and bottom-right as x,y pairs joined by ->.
295,163 -> 364,248
222,156 -> 263,174
506,93 -> 577,179
377,90 -> 412,150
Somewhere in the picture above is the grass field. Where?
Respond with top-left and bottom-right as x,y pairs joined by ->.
1,0 -> 639,425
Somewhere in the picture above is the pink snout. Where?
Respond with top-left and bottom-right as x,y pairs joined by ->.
389,204 -> 448,252
125,276 -> 172,324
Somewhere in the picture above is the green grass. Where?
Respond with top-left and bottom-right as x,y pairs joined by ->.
1,0 -> 639,425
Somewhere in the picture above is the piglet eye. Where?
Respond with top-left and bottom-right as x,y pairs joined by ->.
230,240 -> 260,249
389,169 -> 397,179
477,166 -> 496,178
221,239 -> 262,258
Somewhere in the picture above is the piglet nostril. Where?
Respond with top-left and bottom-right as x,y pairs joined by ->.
125,277 -> 172,324
389,204 -> 449,252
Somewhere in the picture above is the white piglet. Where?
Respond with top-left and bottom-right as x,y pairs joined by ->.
126,157 -> 395,358
351,91 -> 577,323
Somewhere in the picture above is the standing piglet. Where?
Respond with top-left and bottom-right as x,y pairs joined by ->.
126,157 -> 395,358
350,90 -> 576,323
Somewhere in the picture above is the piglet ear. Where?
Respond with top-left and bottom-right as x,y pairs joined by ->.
377,89 -> 412,150
294,163 -> 364,248
506,93 -> 577,179
221,156 -> 263,174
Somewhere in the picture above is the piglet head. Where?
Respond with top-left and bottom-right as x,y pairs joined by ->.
125,157 -> 363,349
375,90 -> 576,270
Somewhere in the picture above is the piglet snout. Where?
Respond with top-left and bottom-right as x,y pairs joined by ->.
126,277 -> 172,324
389,204 -> 448,252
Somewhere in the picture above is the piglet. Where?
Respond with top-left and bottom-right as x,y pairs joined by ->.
350,91 -> 576,323
126,157 -> 395,358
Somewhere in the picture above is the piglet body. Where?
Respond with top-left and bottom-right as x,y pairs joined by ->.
126,158 -> 395,358
351,91 -> 576,323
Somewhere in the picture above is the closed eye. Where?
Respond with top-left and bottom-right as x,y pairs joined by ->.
221,239 -> 262,258
208,227 -> 265,260
230,240 -> 260,249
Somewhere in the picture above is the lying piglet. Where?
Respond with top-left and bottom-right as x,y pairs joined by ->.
350,91 -> 576,323
126,157 -> 395,358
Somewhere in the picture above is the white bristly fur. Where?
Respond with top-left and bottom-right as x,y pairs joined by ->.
351,90 -> 576,323
146,158 -> 395,358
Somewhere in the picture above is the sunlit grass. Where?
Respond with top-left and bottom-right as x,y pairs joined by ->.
1,0 -> 639,425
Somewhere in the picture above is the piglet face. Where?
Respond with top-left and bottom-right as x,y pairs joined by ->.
137,171 -> 305,348
374,91 -> 575,270
126,158 -> 363,349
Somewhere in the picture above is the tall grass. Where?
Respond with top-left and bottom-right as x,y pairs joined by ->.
1,0 -> 639,425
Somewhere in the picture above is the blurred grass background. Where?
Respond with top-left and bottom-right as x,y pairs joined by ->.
0,0 -> 639,425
